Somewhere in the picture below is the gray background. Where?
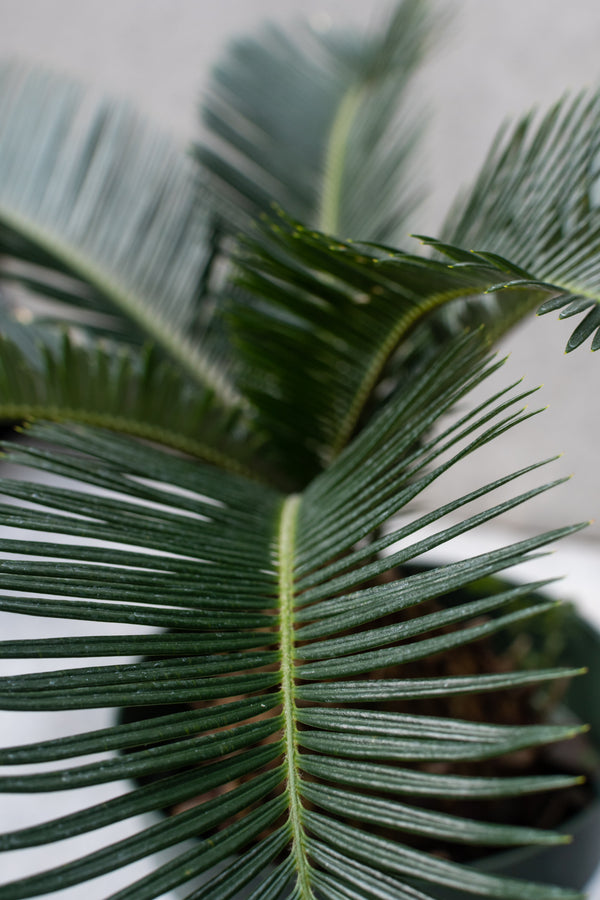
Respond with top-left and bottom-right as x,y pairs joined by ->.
0,2 -> 599,898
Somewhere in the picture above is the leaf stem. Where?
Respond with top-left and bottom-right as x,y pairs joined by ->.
0,404 -> 257,479
329,285 -> 487,459
319,85 -> 364,235
0,206 -> 242,410
277,493 -> 313,898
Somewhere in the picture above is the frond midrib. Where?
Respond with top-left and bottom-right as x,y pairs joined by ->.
536,276 -> 600,305
0,204 -> 241,410
277,493 -> 313,898
0,403 -> 254,478
328,283 -> 497,460
319,84 -> 365,235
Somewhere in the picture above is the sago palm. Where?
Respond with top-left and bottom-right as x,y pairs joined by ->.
0,2 -> 598,898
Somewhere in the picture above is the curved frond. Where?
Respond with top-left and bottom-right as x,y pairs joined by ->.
431,89 -> 600,352
196,0 -> 431,242
231,213 -> 553,480
0,328 -> 255,473
0,334 -> 588,899
0,62 -> 240,405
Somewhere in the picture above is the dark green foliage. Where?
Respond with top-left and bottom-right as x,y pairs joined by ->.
197,0 -> 429,242
0,2 -> 597,898
426,91 -> 600,352
231,212 -> 563,480
0,338 -> 589,899
0,61 -> 250,474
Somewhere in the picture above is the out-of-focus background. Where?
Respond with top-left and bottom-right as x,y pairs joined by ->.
0,1 -> 599,898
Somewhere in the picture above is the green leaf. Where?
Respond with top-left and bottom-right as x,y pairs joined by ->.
426,89 -> 600,352
309,849 -> 434,900
179,827 -> 290,900
231,213 -> 561,479
306,816 -> 583,899
0,745 -> 280,850
0,61 -> 243,417
0,783 -> 285,900
300,756 -> 584,800
0,698 -> 278,765
0,330 -> 256,472
301,782 -> 568,847
107,805 -> 288,900
0,335 -> 588,899
231,89 -> 600,480
197,0 -> 430,242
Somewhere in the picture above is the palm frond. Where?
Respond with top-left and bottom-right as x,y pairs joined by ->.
0,61 -> 240,405
231,212 -> 556,480
428,89 -> 600,352
196,0 -> 430,242
0,333 -> 588,900
0,328 -> 254,473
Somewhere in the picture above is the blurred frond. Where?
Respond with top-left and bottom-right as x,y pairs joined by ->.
197,0 -> 431,243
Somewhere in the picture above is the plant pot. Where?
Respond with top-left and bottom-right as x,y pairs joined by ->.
119,604 -> 600,898
426,609 -> 600,899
